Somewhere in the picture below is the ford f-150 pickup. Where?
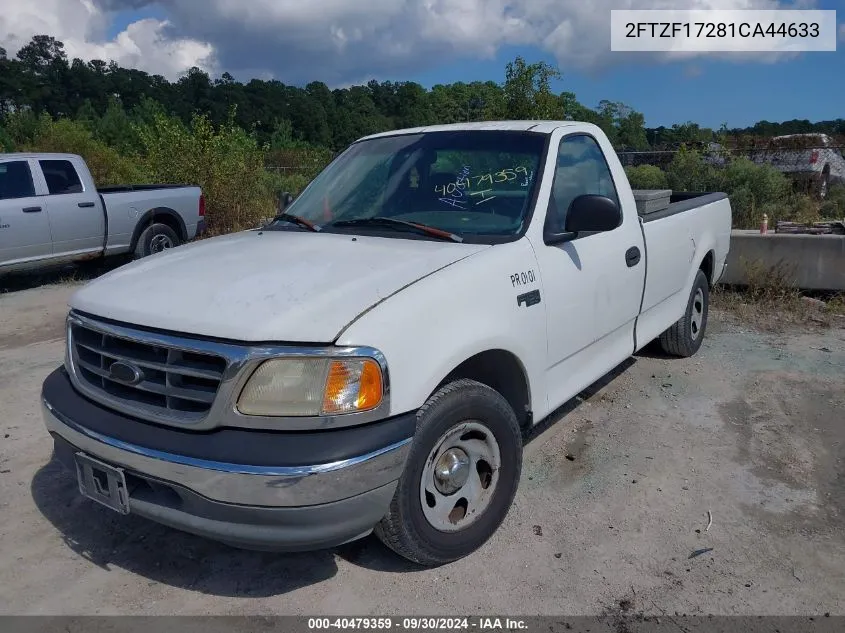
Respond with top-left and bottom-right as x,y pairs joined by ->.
0,152 -> 205,274
40,122 -> 732,566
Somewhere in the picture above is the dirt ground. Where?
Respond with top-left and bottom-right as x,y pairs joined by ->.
1,279 -> 844,617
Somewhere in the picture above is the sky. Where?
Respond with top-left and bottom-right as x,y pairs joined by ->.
0,0 -> 842,129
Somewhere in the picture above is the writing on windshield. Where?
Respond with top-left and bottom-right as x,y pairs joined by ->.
436,164 -> 535,209
438,165 -> 472,209
435,165 -> 534,196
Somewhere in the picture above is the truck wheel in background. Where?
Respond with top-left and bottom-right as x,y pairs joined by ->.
659,269 -> 709,357
375,379 -> 523,566
134,223 -> 181,259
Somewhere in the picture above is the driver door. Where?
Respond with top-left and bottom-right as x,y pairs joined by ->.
532,133 -> 646,409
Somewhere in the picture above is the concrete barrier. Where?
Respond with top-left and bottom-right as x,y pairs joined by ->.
720,230 -> 845,291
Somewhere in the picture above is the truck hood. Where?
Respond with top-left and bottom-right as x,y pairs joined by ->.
70,230 -> 487,342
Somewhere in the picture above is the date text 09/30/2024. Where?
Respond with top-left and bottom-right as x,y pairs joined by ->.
308,618 -> 528,630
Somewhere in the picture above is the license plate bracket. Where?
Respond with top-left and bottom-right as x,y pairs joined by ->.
74,452 -> 130,515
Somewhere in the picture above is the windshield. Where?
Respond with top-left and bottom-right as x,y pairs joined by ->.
273,130 -> 547,244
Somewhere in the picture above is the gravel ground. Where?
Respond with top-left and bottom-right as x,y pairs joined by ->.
1,281 -> 844,616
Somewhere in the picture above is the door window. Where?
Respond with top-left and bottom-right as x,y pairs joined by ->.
547,134 -> 619,233
39,160 -> 84,194
0,161 -> 36,200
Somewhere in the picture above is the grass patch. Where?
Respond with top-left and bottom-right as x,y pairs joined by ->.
710,255 -> 844,329
826,294 -> 845,316
712,285 -> 844,330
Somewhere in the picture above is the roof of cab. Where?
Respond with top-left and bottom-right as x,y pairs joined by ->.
0,152 -> 80,160
357,120 -> 581,141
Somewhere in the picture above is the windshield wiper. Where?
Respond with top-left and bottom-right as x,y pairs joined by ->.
329,217 -> 463,243
271,212 -> 321,232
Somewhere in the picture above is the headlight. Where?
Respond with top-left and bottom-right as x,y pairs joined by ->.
236,356 -> 384,417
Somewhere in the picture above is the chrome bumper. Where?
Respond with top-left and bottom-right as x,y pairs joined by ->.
42,398 -> 412,508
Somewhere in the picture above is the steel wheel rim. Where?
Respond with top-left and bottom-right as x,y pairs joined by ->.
150,234 -> 173,253
419,421 -> 501,533
690,288 -> 705,340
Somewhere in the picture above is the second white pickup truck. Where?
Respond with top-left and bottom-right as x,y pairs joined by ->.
40,121 -> 731,566
0,152 -> 205,274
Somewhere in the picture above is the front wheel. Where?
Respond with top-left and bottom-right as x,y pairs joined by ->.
374,379 -> 523,566
659,268 -> 709,357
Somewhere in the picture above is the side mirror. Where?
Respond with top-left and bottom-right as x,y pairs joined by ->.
544,194 -> 622,245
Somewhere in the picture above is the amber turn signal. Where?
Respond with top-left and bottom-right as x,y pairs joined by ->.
322,358 -> 383,414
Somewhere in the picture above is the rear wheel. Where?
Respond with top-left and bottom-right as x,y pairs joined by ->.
374,379 -> 523,566
134,223 -> 180,259
659,269 -> 709,357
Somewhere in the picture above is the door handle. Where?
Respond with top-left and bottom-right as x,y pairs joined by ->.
625,246 -> 641,267
22,206 -> 42,213
78,201 -> 96,208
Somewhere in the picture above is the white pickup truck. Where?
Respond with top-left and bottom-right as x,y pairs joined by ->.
0,152 -> 205,274
40,122 -> 731,566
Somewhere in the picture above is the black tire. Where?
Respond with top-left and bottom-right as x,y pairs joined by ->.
374,379 -> 523,567
659,269 -> 709,357
134,223 -> 180,259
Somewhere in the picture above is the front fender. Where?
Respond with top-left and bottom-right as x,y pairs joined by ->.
336,239 -> 549,419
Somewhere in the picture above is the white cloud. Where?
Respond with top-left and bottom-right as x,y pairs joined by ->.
0,0 -> 214,80
74,19 -> 216,78
1,0 -> 822,84
162,0 -> 822,82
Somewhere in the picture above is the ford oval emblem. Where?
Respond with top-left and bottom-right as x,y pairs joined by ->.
108,361 -> 144,386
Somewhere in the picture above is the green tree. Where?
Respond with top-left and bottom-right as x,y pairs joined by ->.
96,97 -> 139,153
0,46 -> 25,115
594,101 -> 620,146
75,99 -> 99,131
625,165 -> 668,189
15,35 -> 70,115
666,147 -> 717,192
269,118 -> 299,150
0,123 -> 14,151
394,81 -> 435,128
502,56 -> 561,120
135,108 -> 277,233
15,112 -> 147,185
617,110 -> 649,150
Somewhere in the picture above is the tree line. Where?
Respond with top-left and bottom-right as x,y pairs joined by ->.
2,34 -> 843,237
2,35 -> 843,158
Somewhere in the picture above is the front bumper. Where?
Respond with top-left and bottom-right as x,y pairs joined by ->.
42,367 -> 415,551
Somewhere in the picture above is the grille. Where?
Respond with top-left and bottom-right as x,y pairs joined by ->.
69,319 -> 228,421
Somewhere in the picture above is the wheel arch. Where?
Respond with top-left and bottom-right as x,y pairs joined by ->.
698,249 -> 715,287
130,207 -> 187,250
431,349 -> 533,430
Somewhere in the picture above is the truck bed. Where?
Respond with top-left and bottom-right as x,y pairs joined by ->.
98,184 -> 204,256
634,190 -> 732,350
635,191 -> 728,223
